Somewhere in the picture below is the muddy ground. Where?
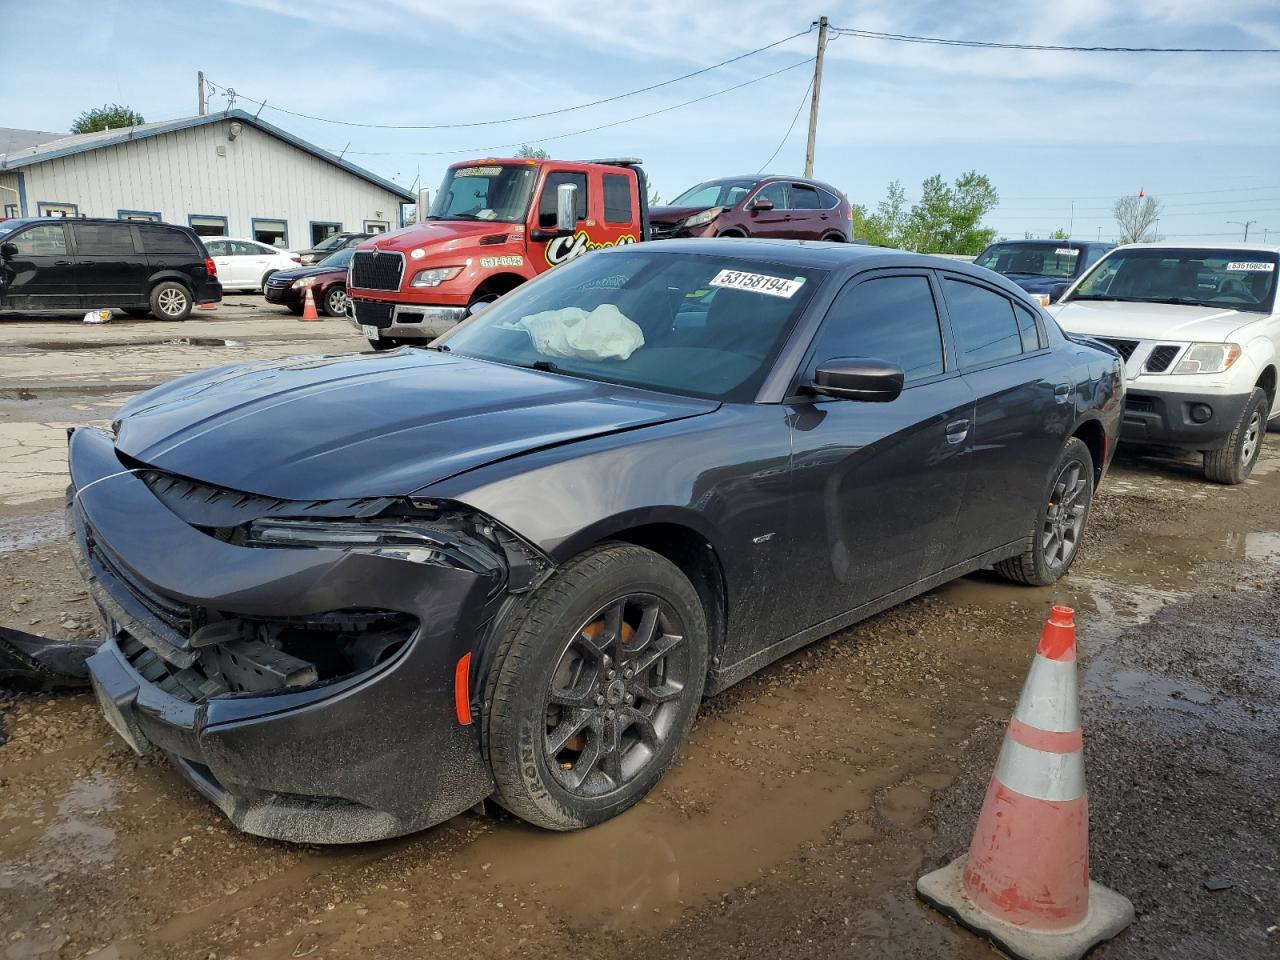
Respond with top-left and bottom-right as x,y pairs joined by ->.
1,307 -> 1277,959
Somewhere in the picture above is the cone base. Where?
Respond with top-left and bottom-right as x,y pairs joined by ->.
917,858 -> 1134,960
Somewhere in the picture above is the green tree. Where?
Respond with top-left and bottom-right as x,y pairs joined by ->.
852,180 -> 908,247
1049,228 -> 1070,240
72,103 -> 145,134
516,144 -> 550,159
902,171 -> 999,255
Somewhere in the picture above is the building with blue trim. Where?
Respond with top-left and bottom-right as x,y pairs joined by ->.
0,111 -> 414,248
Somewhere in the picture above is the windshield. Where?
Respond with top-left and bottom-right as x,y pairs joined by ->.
316,247 -> 356,268
671,178 -> 759,208
429,164 -> 538,223
976,243 -> 1082,279
1072,248 -> 1278,313
313,233 -> 350,252
437,250 -> 825,402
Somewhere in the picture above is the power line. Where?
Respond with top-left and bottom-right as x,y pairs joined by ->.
830,26 -> 1280,53
758,75 -> 815,173
338,58 -> 816,157
203,27 -> 813,132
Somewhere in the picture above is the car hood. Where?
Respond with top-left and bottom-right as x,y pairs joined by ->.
1006,274 -> 1067,294
1051,299 -> 1261,342
648,205 -> 713,225
113,350 -> 718,501
269,264 -> 346,283
360,221 -> 519,254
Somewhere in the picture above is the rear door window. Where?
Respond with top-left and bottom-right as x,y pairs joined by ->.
72,222 -> 136,256
603,173 -> 633,224
1014,302 -> 1046,351
944,278 -> 1023,366
790,184 -> 823,210
539,171 -> 588,228
138,224 -> 199,257
10,224 -> 68,255
810,275 -> 945,382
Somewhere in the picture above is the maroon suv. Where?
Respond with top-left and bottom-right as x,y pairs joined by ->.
649,175 -> 853,242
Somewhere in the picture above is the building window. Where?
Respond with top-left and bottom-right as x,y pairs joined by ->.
310,221 -> 342,245
37,201 -> 79,218
363,220 -> 390,233
189,214 -> 228,237
3,203 -> 17,219
118,209 -> 162,222
253,218 -> 289,248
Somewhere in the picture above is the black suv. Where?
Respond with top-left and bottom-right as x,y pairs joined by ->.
0,217 -> 222,321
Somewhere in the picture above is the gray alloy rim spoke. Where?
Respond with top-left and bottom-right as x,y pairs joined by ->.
599,718 -> 624,786
546,707 -> 593,755
561,728 -> 603,791
638,678 -> 683,705
619,603 -> 660,662
619,706 -> 660,748
1043,460 -> 1088,569
548,671 -> 599,708
632,632 -> 683,675
1243,414 -> 1261,461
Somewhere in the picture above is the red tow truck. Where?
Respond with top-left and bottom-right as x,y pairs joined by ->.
346,157 -> 650,349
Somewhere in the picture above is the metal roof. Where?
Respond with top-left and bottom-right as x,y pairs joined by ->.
0,127 -> 65,155
0,110 -> 413,201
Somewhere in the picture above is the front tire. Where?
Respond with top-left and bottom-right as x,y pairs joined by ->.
148,281 -> 192,321
323,285 -> 349,318
367,337 -> 400,351
259,271 -> 277,293
485,543 -> 708,831
996,437 -> 1094,586
1203,388 -> 1268,484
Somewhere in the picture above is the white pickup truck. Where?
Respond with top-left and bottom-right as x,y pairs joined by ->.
1050,242 -> 1279,484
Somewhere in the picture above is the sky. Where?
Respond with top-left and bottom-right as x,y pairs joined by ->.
3,0 -> 1280,242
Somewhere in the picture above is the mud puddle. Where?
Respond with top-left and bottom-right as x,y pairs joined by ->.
0,511 -> 64,555
0,337 -> 246,354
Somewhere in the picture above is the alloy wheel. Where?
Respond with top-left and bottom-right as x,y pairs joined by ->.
158,288 -> 187,316
327,287 -> 349,316
1042,460 -> 1089,571
544,594 -> 690,797
1242,411 -> 1262,464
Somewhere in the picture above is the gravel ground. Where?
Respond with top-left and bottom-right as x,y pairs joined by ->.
0,313 -> 1277,959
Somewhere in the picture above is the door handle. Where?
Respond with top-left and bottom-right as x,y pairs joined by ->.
54,260 -> 73,266
1054,383 -> 1072,404
945,419 -> 971,445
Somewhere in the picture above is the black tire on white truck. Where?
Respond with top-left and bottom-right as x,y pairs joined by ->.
1203,387 -> 1269,484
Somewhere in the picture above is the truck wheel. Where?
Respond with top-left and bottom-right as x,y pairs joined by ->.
484,543 -> 708,831
149,282 -> 192,321
368,337 -> 400,351
1203,388 -> 1268,484
716,229 -> 746,238
995,437 -> 1094,586
466,293 -> 497,317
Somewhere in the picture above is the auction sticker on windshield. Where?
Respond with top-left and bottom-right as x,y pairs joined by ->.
709,269 -> 805,298
1226,261 -> 1275,272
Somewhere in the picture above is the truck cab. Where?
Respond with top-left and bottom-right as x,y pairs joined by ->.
347,158 -> 648,349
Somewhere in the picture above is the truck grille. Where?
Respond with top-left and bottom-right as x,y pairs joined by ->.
351,299 -> 395,328
350,250 -> 404,291
1144,344 -> 1180,373
1096,337 -> 1139,362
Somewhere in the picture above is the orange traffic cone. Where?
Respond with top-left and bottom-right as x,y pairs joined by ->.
916,606 -> 1133,960
300,286 -> 319,321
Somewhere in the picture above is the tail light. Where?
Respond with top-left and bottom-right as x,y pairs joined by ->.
290,255 -> 301,263
204,257 -> 217,277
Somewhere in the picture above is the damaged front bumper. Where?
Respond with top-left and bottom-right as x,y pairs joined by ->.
68,426 -> 541,843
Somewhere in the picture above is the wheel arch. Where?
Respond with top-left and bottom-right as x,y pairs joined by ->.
473,272 -> 527,300
1256,363 -> 1277,410
1071,416 -> 1107,488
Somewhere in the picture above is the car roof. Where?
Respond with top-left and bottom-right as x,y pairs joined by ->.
1109,240 -> 1280,254
5,216 -> 189,229
985,238 -> 1113,250
613,237 -> 1014,282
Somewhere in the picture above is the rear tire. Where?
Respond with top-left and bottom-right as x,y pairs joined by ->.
368,337 -> 400,351
484,543 -> 708,831
995,437 -> 1094,586
148,281 -> 192,321
323,285 -> 349,318
1203,388 -> 1268,484
287,304 -> 305,316
259,271 -> 277,293
123,308 -> 150,318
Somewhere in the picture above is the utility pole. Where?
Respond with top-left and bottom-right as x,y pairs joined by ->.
803,16 -> 828,179
198,71 -> 206,116
1228,219 -> 1256,241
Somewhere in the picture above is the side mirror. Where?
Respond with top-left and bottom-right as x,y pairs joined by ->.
811,358 -> 904,403
0,242 -> 17,259
750,198 -> 774,212
556,183 -> 578,234
1048,282 -> 1071,303
417,187 -> 431,224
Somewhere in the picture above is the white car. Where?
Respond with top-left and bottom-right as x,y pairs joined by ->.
1051,242 -> 1279,483
204,238 -> 301,292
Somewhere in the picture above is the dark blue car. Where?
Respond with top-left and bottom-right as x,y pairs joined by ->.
974,239 -> 1114,304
